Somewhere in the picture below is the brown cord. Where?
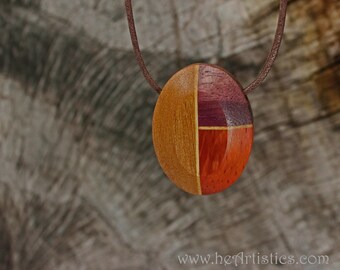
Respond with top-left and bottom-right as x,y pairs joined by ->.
125,0 -> 288,95
125,0 -> 162,93
243,0 -> 288,94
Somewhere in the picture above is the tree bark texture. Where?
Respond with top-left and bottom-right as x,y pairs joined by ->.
0,0 -> 339,269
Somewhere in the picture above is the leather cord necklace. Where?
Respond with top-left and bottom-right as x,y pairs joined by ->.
125,0 -> 288,195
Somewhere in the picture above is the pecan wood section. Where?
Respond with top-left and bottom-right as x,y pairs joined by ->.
153,65 -> 200,195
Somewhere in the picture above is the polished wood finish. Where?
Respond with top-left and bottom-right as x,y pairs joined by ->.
153,64 -> 253,195
198,65 -> 253,127
199,127 -> 254,195
152,65 -> 201,195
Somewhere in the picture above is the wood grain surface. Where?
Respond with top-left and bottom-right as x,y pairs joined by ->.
0,0 -> 339,269
153,65 -> 201,195
199,127 -> 254,195
153,64 -> 253,195
198,65 -> 253,127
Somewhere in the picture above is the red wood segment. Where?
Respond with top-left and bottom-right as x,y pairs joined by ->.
198,65 -> 253,127
199,127 -> 254,195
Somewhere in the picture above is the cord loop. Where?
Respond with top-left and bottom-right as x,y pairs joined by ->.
125,0 -> 288,95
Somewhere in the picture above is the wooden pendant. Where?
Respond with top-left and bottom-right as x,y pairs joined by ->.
153,64 -> 254,195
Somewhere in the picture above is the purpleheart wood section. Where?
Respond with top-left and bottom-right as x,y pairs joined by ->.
198,65 -> 253,127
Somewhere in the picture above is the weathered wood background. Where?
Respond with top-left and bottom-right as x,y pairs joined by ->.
0,0 -> 339,269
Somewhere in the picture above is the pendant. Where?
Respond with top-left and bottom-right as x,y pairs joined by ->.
153,64 -> 254,195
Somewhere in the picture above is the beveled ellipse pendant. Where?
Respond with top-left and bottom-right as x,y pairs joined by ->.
153,64 -> 254,195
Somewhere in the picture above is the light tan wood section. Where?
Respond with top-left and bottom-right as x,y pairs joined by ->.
152,65 -> 201,195
199,125 -> 253,131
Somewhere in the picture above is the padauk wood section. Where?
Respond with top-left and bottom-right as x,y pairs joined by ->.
199,127 -> 253,195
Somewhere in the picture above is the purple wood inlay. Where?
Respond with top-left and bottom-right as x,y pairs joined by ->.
198,65 -> 253,127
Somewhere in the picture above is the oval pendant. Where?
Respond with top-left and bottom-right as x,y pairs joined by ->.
153,64 -> 254,195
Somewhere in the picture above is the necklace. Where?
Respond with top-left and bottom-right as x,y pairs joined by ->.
125,0 -> 288,195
